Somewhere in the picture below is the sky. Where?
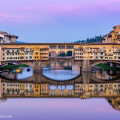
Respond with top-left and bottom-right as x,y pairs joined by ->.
0,0 -> 120,43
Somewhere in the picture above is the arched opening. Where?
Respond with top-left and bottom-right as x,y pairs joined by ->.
58,51 -> 65,57
49,85 -> 57,90
0,62 -> 33,80
66,85 -> 74,91
49,51 -> 57,58
58,85 -> 65,90
66,51 -> 72,56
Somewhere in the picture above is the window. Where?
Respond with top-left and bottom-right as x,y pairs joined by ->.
35,53 -> 38,55
26,57 -> 28,59
49,46 -> 57,49
20,57 -> 24,59
58,46 -> 65,49
66,46 -> 74,49
29,56 -> 32,59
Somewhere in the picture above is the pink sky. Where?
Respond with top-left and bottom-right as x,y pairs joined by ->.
0,0 -> 120,43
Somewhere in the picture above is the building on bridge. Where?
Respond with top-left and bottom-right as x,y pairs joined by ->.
75,83 -> 120,98
1,42 -> 120,70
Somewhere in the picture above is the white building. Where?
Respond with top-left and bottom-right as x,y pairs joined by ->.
0,31 -> 18,43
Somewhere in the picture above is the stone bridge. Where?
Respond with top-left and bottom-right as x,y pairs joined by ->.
82,60 -> 120,71
0,58 -> 82,72
1,59 -> 120,72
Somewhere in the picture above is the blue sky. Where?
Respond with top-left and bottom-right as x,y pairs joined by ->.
0,0 -> 120,43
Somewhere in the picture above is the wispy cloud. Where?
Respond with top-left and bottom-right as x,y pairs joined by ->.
1,0 -> 120,23
0,13 -> 27,18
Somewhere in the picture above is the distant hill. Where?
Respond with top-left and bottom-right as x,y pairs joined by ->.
16,41 -> 26,43
75,35 -> 103,43
74,40 -> 86,43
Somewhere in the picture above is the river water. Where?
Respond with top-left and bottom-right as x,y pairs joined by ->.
0,61 -> 120,120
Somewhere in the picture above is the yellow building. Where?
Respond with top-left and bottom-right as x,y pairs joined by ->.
19,83 -> 25,95
33,84 -> 40,97
33,47 -> 40,60
1,42 -> 120,62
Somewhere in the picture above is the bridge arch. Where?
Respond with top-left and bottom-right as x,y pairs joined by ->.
66,51 -> 72,56
58,85 -> 65,91
49,51 -> 57,58
66,85 -> 74,91
58,51 -> 65,57
90,60 -> 120,68
49,85 -> 57,90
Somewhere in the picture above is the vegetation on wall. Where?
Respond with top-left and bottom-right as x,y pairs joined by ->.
0,64 -> 28,70
95,63 -> 120,70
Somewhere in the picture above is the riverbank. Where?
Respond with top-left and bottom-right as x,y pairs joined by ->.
0,64 -> 28,71
94,63 -> 120,70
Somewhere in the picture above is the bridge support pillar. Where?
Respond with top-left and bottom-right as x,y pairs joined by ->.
82,60 -> 90,72
33,61 -> 43,73
82,72 -> 90,84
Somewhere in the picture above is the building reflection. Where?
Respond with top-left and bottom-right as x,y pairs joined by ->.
0,76 -> 120,111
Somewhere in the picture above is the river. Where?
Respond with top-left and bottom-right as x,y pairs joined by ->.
0,61 -> 120,120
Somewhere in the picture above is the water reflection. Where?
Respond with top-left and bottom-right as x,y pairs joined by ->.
91,67 -> 120,80
1,73 -> 120,111
43,61 -> 80,81
0,67 -> 33,80
1,62 -> 120,114
0,62 -> 120,82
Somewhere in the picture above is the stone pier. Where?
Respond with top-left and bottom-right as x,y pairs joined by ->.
33,61 -> 43,73
82,60 -> 90,72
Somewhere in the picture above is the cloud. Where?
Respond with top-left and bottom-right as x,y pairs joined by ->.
0,13 -> 27,18
1,0 -> 120,23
